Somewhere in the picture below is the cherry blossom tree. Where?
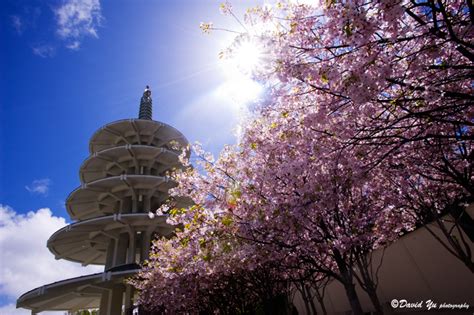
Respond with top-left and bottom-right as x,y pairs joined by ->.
135,135 -> 410,314
132,203 -> 294,314
216,0 -> 473,271
134,1 -> 473,314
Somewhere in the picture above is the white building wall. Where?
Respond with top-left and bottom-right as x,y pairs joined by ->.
294,215 -> 474,314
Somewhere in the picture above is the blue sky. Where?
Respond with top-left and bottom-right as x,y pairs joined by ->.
0,0 -> 263,312
0,0 -> 257,218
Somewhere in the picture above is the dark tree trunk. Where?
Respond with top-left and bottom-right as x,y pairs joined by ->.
354,254 -> 384,315
314,284 -> 327,315
333,252 -> 364,315
306,284 -> 319,315
298,283 -> 313,315
263,294 -> 292,315
341,280 -> 364,315
364,284 -> 383,315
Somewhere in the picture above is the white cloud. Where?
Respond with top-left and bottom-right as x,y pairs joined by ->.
25,178 -> 51,195
0,303 -> 65,315
31,45 -> 56,58
54,0 -> 102,49
0,205 -> 102,304
66,40 -> 81,50
10,16 -> 24,34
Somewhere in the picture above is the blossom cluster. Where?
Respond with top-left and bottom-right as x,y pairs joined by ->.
134,1 -> 473,314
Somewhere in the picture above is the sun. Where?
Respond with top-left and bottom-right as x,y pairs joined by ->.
231,40 -> 263,75
218,37 -> 265,104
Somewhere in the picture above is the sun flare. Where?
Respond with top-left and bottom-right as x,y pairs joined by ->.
231,41 -> 262,75
218,37 -> 264,104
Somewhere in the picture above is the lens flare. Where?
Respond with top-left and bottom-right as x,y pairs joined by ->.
218,37 -> 264,104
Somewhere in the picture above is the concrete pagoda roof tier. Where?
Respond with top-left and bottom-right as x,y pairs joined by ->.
79,145 -> 183,183
17,268 -> 138,313
48,213 -> 175,266
88,119 -> 189,154
66,174 -> 176,221
16,87 -> 194,315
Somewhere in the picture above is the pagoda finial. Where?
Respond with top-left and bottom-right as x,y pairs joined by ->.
139,85 -> 152,120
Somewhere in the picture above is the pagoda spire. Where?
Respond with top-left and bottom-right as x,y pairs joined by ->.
139,85 -> 152,120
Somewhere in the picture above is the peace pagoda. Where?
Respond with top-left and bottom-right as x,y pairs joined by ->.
17,87 -> 191,315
